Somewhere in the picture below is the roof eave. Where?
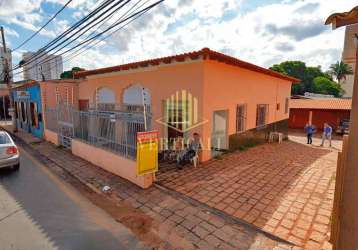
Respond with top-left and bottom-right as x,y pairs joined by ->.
325,6 -> 358,29
74,48 -> 301,83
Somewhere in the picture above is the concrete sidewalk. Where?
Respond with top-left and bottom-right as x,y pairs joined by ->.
2,127 -> 298,250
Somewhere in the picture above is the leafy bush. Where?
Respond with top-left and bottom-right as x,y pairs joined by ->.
312,76 -> 344,97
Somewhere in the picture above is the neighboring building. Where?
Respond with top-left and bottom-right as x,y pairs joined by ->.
0,85 -> 10,120
341,23 -> 358,98
10,79 -> 79,139
74,48 -> 299,162
22,52 -> 63,81
289,98 -> 351,130
0,46 -> 12,81
12,81 -> 44,138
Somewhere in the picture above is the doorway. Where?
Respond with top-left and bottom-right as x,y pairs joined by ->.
211,110 -> 228,157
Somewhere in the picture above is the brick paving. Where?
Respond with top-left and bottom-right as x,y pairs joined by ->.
7,128 -> 298,250
157,139 -> 337,250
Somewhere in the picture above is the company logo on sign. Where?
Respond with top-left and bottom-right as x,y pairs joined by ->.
156,90 -> 207,133
136,131 -> 158,176
17,91 -> 30,100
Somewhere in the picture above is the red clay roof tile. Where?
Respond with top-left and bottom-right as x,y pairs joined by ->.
290,98 -> 352,110
74,48 -> 300,83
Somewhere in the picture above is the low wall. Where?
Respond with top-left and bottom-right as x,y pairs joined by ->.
71,139 -> 153,189
229,119 -> 289,151
44,129 -> 59,146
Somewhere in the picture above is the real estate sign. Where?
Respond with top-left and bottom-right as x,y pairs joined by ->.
136,131 -> 158,176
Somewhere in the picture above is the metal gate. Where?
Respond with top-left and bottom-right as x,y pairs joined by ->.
45,104 -> 150,159
57,104 -> 74,148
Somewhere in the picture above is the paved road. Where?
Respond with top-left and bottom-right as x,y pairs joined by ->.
0,146 -> 146,250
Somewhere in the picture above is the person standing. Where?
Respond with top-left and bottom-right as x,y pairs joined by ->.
304,123 -> 315,144
321,123 -> 333,147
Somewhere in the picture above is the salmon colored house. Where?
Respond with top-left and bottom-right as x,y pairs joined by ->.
40,79 -> 80,145
74,48 -> 299,163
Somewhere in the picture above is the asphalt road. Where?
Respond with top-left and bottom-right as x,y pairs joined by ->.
0,146 -> 147,250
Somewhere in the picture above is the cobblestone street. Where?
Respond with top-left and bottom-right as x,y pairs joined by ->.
157,137 -> 338,249
6,127 -> 297,250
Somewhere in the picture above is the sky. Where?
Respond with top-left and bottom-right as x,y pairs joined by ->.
0,0 -> 357,81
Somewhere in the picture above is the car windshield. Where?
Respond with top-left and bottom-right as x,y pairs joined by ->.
0,133 -> 11,144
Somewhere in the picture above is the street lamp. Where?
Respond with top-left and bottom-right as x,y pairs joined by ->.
325,5 -> 358,250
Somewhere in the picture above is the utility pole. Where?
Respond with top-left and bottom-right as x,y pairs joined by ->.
1,26 -> 16,132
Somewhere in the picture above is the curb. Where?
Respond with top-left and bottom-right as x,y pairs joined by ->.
1,127 -> 103,196
1,127 -> 196,249
3,126 -> 295,248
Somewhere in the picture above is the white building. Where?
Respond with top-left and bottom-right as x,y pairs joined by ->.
22,52 -> 63,81
341,23 -> 358,98
0,46 -> 12,82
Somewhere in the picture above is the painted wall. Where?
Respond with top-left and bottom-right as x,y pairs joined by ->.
289,109 -> 351,130
40,80 -> 79,132
78,61 -> 205,139
40,80 -> 80,110
72,139 -> 153,188
44,129 -> 59,145
0,88 -> 9,97
202,60 -> 292,160
77,59 -> 293,162
13,84 -> 44,138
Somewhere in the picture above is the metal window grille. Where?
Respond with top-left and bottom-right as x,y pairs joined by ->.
256,104 -> 268,127
236,104 -> 247,133
45,104 -> 150,159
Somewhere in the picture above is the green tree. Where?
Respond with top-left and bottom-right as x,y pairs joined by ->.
329,61 -> 353,82
60,67 -> 85,79
312,76 -> 343,97
270,61 -> 334,95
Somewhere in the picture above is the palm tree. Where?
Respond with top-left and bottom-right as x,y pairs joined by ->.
329,61 -> 353,82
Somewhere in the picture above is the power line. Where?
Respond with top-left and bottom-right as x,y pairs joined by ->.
20,0 -> 148,77
63,0 -> 148,61
54,0 -> 162,57
17,0 -> 115,68
13,0 -> 73,51
10,0 -> 108,70
27,0 -> 131,66
15,0 -> 116,71
64,0 -> 149,63
13,0 -> 163,78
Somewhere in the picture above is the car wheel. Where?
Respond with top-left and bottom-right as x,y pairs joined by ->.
13,164 -> 20,171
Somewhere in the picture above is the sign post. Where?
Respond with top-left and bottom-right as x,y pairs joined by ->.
136,131 -> 158,176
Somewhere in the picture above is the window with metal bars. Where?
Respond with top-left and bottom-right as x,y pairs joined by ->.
236,104 -> 247,133
256,104 -> 268,127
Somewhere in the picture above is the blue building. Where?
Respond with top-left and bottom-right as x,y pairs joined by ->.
12,81 -> 44,138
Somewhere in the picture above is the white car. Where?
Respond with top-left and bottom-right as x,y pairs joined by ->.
0,131 -> 20,171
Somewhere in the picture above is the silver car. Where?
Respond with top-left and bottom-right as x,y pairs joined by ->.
0,131 -> 20,171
